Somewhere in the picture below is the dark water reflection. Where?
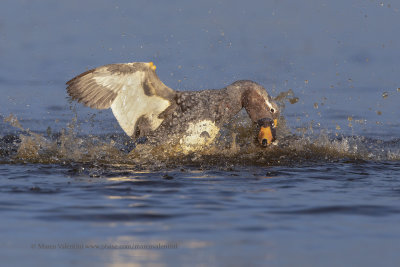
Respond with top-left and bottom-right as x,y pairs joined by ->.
1,162 -> 400,266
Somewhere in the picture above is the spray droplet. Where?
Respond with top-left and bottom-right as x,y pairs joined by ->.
377,110 -> 382,115
288,97 -> 299,104
382,92 -> 388,98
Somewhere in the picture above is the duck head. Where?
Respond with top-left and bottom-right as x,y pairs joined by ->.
238,81 -> 279,147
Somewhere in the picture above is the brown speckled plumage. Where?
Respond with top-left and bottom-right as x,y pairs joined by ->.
66,62 -> 279,147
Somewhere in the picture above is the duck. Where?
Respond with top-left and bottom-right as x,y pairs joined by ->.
66,62 -> 279,152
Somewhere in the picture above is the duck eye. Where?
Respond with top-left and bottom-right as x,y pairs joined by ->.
270,108 -> 275,113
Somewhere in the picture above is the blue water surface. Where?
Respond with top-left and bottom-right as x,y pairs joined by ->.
0,1 -> 400,266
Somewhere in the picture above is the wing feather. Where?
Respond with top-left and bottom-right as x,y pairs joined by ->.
66,62 -> 176,136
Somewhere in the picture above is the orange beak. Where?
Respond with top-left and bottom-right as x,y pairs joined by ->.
258,119 -> 277,147
258,126 -> 273,146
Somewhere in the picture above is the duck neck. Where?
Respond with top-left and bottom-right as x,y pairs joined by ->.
228,80 -> 273,123
226,80 -> 254,104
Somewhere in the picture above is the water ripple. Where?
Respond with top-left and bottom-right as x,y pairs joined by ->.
273,205 -> 400,217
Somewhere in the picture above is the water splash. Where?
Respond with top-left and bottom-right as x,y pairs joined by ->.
1,111 -> 399,171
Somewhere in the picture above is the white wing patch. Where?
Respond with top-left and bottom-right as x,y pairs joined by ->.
93,72 -> 170,136
179,120 -> 220,153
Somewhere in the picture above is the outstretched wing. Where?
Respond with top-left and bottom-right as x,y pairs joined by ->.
66,62 -> 176,137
